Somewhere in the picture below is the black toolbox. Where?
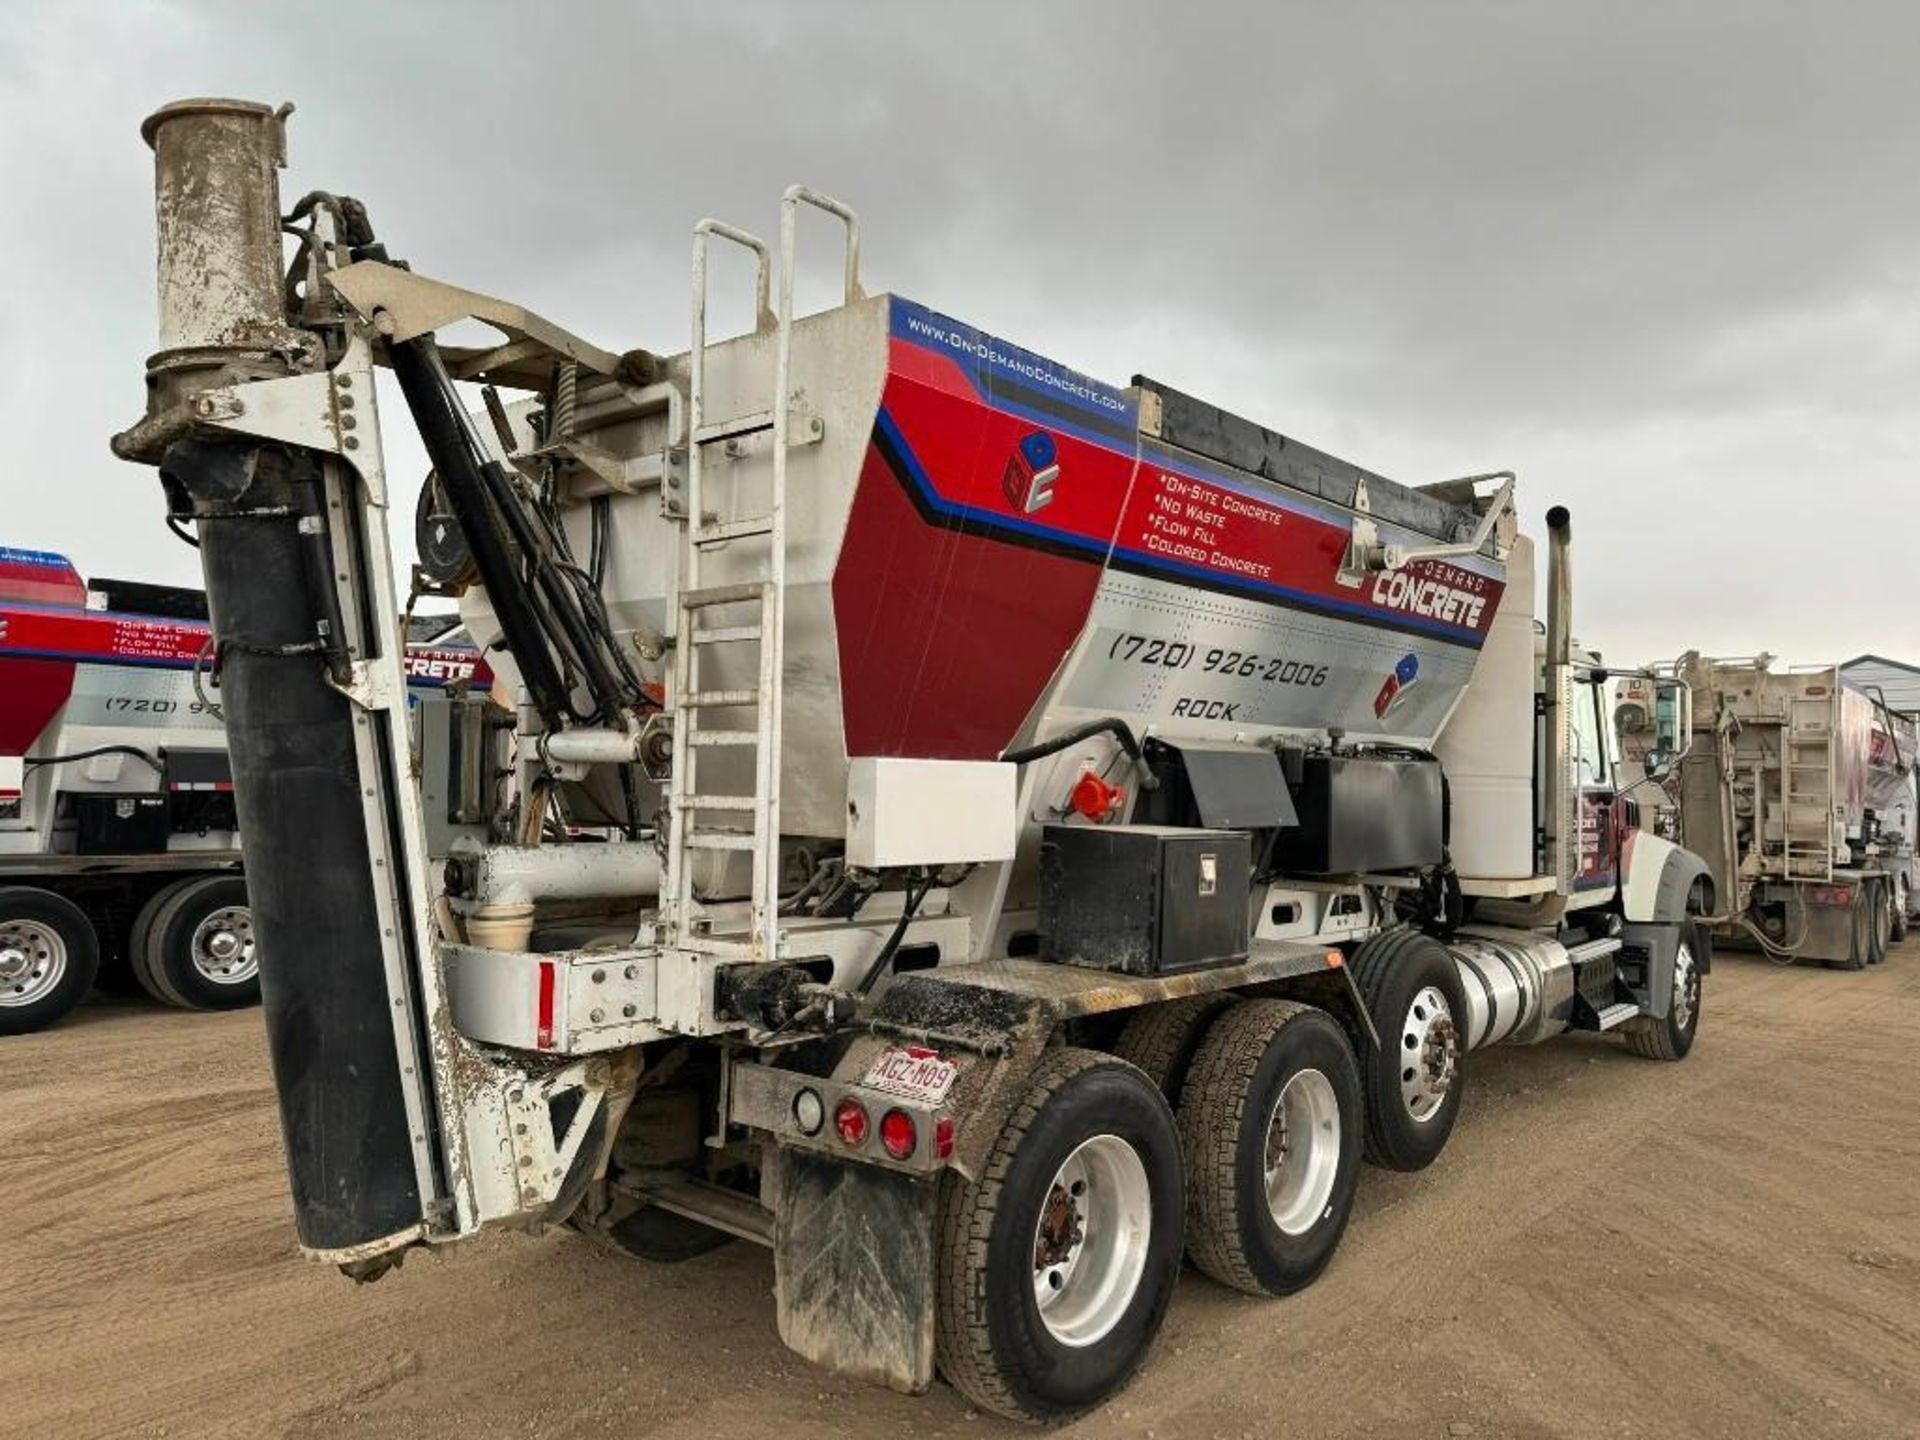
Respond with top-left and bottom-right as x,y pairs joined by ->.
1040,823 -> 1250,975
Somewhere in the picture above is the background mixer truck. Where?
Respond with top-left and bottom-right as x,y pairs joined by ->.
1616,653 -> 1916,968
112,98 -> 1714,1422
0,544 -> 254,1033
0,543 -> 490,1033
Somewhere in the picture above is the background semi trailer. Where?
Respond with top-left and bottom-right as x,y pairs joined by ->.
1616,653 -> 1916,968
113,99 -> 1714,1423
0,544 -> 491,1033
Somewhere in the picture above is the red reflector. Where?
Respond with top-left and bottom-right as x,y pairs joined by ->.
934,1115 -> 955,1161
879,1108 -> 917,1161
834,1097 -> 870,1147
535,960 -> 557,1050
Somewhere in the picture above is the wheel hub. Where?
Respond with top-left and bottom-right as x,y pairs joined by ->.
1035,1182 -> 1085,1270
1672,944 -> 1697,1030
1030,1134 -> 1151,1348
190,906 -> 257,984
1399,986 -> 1458,1123
1264,1067 -> 1341,1235
0,919 -> 67,1007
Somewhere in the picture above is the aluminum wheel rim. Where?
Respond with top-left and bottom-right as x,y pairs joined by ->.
1031,1134 -> 1152,1348
1399,985 -> 1458,1123
1672,942 -> 1697,1030
190,906 -> 257,985
0,919 -> 68,1008
1264,1067 -> 1341,1236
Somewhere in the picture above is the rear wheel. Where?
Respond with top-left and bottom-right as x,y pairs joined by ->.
1867,878 -> 1892,964
1348,928 -> 1467,1171
935,1048 -> 1183,1424
1109,993 -> 1234,1098
0,887 -> 99,1035
601,1205 -> 733,1262
133,875 -> 258,1010
1833,889 -> 1872,971
1892,875 -> 1911,944
1179,1000 -> 1361,1296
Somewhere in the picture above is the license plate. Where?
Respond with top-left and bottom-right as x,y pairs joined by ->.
861,1046 -> 959,1105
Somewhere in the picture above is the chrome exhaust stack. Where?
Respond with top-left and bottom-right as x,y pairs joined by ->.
1543,505 -> 1576,894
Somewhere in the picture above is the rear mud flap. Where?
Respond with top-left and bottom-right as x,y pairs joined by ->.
772,1146 -> 938,1394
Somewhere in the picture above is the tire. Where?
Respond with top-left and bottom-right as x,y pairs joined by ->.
0,887 -> 100,1035
1893,876 -> 1911,944
602,1205 -> 733,1263
1179,1000 -> 1361,1297
136,875 -> 259,1010
1867,878 -> 1892,964
1832,889 -> 1871,972
935,1048 -> 1183,1424
1347,928 -> 1468,1171
1109,993 -> 1235,1098
1623,925 -> 1703,1061
127,877 -> 193,1005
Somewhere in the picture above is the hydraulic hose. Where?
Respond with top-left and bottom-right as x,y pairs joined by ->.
385,336 -> 576,727
1001,717 -> 1159,789
22,746 -> 164,773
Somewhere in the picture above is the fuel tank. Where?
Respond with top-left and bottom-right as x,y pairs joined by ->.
462,298 -> 1512,838
1447,925 -> 1578,1048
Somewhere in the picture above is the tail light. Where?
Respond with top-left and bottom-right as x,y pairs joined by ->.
792,1087 -> 825,1136
879,1108 -> 918,1161
834,1097 -> 870,1147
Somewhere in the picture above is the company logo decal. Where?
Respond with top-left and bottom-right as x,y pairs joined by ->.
1369,568 -> 1491,631
1374,652 -> 1421,718
1003,432 -> 1061,515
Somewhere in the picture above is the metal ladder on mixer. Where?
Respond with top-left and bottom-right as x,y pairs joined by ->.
662,189 -> 861,963
1779,695 -> 1835,882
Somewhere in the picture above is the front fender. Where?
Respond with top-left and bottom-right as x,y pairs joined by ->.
1621,830 -> 1713,923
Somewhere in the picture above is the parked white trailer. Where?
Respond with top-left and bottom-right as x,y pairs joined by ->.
1616,653 -> 1915,968
113,99 -> 1713,1422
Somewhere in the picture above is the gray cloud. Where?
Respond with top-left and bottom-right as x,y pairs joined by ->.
3,1 -> 1914,664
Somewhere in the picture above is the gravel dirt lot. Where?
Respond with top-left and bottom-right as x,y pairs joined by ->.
3,948 -> 1916,1440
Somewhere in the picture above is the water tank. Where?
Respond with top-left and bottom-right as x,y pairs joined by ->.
1433,534 -> 1537,880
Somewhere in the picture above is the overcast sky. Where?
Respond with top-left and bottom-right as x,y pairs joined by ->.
3,2 -> 1915,666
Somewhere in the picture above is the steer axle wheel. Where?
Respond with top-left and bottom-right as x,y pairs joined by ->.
935,1048 -> 1183,1425
1623,927 -> 1703,1061
130,875 -> 260,1011
0,887 -> 100,1035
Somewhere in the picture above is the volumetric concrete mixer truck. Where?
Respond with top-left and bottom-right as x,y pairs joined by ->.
0,542 -> 491,1033
113,99 -> 1712,1423
0,545 -> 255,1032
1616,653 -> 1915,969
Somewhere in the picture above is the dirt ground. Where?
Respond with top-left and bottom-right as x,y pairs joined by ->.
3,949 -> 1916,1440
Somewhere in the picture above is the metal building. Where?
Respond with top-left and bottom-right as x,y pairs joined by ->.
1842,655 -> 1920,715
